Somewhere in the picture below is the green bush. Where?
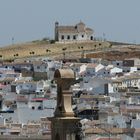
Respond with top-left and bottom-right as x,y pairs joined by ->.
50,40 -> 55,44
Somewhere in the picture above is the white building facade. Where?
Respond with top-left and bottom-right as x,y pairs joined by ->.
55,21 -> 94,42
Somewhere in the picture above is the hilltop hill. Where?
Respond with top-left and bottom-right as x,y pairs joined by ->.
0,41 -> 111,61
0,40 -> 139,61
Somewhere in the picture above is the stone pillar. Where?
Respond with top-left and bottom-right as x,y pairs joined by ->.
49,69 -> 81,140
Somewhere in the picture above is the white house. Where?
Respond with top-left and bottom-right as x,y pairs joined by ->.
107,114 -> 126,128
96,65 -> 113,77
16,101 -> 54,124
81,77 -> 111,94
70,63 -> 85,77
128,96 -> 140,105
0,68 -> 20,80
33,61 -> 48,73
16,81 -> 37,94
111,60 -> 123,68
98,65 -> 123,77
131,120 -> 140,128
86,63 -> 104,76
108,73 -> 140,94
122,66 -> 137,73
122,73 -> 140,90
55,21 -> 94,42
110,67 -> 123,74
36,80 -> 50,94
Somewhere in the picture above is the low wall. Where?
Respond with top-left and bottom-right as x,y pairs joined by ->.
0,135 -> 50,140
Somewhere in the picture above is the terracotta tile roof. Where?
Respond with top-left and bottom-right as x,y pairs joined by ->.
32,61 -> 47,66
76,21 -> 85,26
86,27 -> 93,34
86,63 -> 98,68
58,26 -> 78,34
0,77 -> 15,82
57,22 -> 93,34
85,128 -> 135,134
16,95 -> 28,102
70,63 -> 86,67
10,128 -> 21,133
135,128 -> 140,133
4,100 -> 14,106
80,94 -> 107,101
27,123 -> 41,128
96,138 -> 121,140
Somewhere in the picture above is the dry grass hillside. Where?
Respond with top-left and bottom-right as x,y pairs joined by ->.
0,41 -> 111,60
86,45 -> 140,60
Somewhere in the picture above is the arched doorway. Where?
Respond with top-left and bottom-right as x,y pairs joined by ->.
90,36 -> 93,40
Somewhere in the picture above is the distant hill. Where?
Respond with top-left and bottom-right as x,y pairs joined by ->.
108,41 -> 136,46
86,45 -> 140,60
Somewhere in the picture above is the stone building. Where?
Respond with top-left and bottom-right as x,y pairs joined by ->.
49,69 -> 81,140
55,21 -> 94,42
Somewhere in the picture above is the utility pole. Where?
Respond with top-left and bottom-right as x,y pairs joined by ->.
12,37 -> 14,45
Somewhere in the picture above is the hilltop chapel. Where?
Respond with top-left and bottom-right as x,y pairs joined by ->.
55,21 -> 94,42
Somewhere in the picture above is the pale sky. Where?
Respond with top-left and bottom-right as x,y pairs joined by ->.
0,0 -> 140,47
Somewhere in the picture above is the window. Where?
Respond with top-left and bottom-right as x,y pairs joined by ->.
38,106 -> 42,110
87,71 -> 90,75
67,35 -> 70,40
37,66 -> 40,69
73,35 -> 76,40
61,35 -> 64,40
32,106 -> 35,110
82,35 -> 84,38
117,63 -> 119,66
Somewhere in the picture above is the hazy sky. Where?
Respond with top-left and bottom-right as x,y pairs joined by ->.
0,0 -> 140,47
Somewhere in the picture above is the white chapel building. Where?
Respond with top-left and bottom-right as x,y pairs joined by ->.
55,21 -> 94,42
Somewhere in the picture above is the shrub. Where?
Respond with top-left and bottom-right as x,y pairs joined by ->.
50,40 -> 55,44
